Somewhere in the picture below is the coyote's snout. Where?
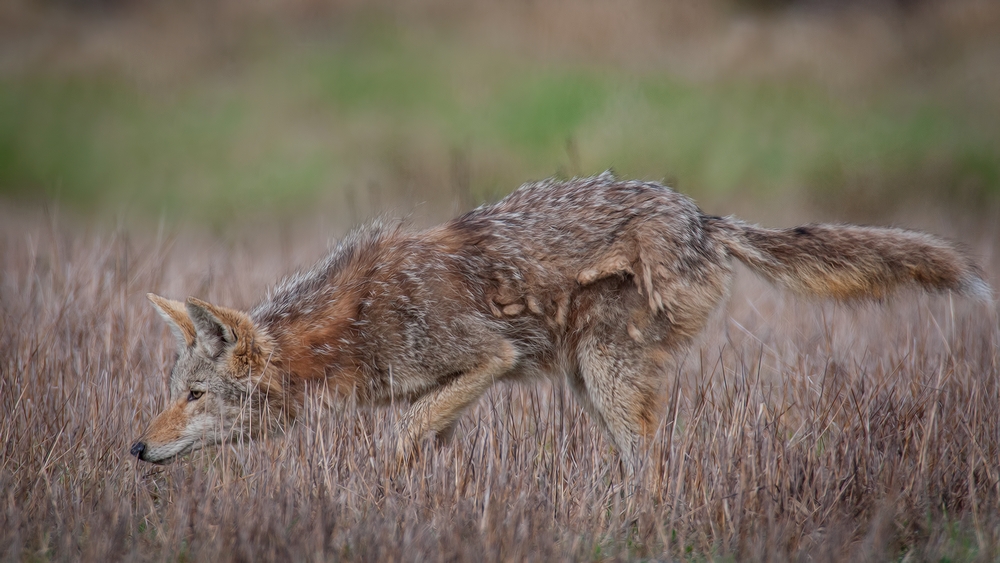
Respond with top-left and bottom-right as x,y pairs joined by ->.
131,173 -> 991,465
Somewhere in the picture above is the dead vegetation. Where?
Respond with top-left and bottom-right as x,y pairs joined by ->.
1,205 -> 997,561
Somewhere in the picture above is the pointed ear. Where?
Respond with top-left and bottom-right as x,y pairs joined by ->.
185,297 -> 256,358
147,293 -> 196,348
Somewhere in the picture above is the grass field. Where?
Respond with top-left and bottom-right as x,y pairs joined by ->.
3,1 -> 1000,561
1,201 -> 998,561
2,1 -> 999,225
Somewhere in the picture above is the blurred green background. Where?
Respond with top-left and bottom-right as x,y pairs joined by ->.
1,0 -> 998,226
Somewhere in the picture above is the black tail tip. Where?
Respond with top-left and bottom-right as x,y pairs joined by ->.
130,441 -> 146,458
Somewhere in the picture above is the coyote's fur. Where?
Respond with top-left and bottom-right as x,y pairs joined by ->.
131,173 -> 992,464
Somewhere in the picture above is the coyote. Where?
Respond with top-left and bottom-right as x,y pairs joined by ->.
131,173 -> 991,464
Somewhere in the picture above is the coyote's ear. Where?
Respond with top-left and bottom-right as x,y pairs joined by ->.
185,297 -> 256,359
147,293 -> 196,348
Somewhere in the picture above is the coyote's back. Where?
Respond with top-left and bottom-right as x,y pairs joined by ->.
131,173 -> 991,465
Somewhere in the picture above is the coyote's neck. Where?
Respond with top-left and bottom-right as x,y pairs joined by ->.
250,232 -> 384,407
256,291 -> 365,403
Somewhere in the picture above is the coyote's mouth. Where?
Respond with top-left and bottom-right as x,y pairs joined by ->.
131,438 -> 199,464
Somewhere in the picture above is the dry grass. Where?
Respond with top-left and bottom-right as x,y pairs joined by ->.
1,204 -> 999,562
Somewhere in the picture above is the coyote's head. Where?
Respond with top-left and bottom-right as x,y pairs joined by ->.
131,294 -> 283,464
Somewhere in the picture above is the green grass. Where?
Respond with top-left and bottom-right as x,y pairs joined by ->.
1,20 -> 998,223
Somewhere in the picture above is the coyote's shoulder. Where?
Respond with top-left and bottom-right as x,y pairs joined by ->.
131,173 -> 991,464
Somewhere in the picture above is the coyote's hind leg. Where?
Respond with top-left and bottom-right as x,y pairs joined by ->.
395,340 -> 519,465
572,325 -> 669,463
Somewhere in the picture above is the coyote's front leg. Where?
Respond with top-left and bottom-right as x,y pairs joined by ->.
394,341 -> 519,466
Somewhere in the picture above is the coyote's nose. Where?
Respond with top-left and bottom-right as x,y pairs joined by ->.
130,441 -> 146,458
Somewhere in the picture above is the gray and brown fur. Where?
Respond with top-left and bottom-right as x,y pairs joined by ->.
131,172 -> 992,464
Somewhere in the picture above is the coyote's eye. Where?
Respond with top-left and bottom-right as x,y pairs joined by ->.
188,390 -> 204,402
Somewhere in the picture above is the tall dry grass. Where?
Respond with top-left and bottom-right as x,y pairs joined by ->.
1,205 -> 998,561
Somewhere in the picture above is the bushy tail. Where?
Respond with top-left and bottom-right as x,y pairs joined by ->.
704,216 -> 992,302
